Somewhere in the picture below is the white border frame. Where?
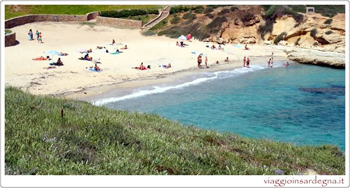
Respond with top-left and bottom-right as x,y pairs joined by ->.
1,1 -> 349,187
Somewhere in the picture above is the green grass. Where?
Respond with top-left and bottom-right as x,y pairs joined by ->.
5,5 -> 163,20
129,14 -> 158,25
5,87 -> 345,175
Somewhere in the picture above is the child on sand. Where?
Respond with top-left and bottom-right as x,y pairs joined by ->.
38,32 -> 43,43
36,30 -> 39,40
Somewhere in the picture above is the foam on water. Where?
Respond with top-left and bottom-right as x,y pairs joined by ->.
93,64 -> 270,106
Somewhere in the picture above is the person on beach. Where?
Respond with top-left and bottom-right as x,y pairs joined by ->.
138,62 -> 147,70
267,58 -> 272,68
165,63 -> 171,69
216,60 -> 219,64
176,41 -> 180,46
205,56 -> 209,68
84,54 -> 93,61
197,54 -> 202,68
121,45 -> 128,50
246,57 -> 251,68
60,52 -> 68,56
285,62 -> 289,67
28,29 -> 33,40
243,56 -> 246,67
38,32 -> 43,43
36,30 -> 39,40
56,58 -> 64,66
112,39 -> 115,45
245,44 -> 249,50
225,57 -> 229,62
211,45 -> 216,50
96,46 -> 105,49
94,64 -> 101,71
33,56 -> 51,61
180,41 -> 184,47
271,52 -> 274,66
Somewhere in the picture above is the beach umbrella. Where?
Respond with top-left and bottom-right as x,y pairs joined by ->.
178,35 -> 187,40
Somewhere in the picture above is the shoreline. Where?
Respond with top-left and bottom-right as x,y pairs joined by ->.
64,56 -> 289,103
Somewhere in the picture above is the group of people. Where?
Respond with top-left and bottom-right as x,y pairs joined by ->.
242,56 -> 251,68
28,29 -> 42,43
210,44 -> 224,51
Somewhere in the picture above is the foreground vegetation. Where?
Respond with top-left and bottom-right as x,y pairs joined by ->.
5,87 -> 345,175
5,5 -> 163,19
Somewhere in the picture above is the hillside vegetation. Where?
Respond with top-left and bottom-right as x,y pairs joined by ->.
5,87 -> 345,175
5,5 -> 163,19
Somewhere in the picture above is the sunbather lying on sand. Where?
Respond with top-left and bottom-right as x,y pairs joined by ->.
121,45 -> 128,50
33,56 -> 51,61
133,62 -> 147,70
43,66 -> 56,69
60,52 -> 68,56
96,46 -> 106,49
162,63 -> 171,69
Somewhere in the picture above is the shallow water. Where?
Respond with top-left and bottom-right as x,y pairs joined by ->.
95,62 -> 345,150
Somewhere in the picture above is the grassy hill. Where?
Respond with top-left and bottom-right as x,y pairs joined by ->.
5,87 -> 345,175
5,5 -> 163,19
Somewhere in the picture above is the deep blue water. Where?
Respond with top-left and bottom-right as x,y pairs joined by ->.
95,62 -> 345,150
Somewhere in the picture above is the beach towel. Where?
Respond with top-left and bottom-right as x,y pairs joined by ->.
110,52 -> 119,55
89,68 -> 102,72
233,44 -> 242,48
49,63 -> 63,66
191,51 -> 196,55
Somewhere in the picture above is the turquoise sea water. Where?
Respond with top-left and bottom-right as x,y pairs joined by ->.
95,62 -> 346,150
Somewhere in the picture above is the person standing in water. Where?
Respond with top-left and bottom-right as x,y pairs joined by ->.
197,54 -> 202,68
246,57 -> 251,68
205,55 -> 209,68
271,52 -> 274,66
267,58 -> 272,68
285,62 -> 289,67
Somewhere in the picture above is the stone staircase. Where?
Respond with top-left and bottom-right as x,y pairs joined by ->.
142,6 -> 171,31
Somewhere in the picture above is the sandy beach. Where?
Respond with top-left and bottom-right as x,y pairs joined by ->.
5,22 -> 289,99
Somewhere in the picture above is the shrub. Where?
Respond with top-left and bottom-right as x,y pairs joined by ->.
182,23 -> 201,34
170,5 -> 191,14
241,13 -> 255,26
274,32 -> 287,44
204,7 -> 214,14
324,19 -> 333,24
170,16 -> 180,24
100,9 -> 148,18
150,19 -> 167,31
325,30 -> 333,35
192,6 -> 204,14
5,29 -> 12,34
310,28 -> 317,37
207,16 -> 227,29
290,5 -> 306,13
313,42 -> 318,46
230,6 -> 238,12
258,20 -> 274,40
205,13 -> 214,19
147,9 -> 159,14
142,30 -> 157,36
218,8 -> 230,16
182,13 -> 197,21
158,26 -> 182,38
192,28 -> 211,40
207,5 -> 230,9
321,13 -> 335,18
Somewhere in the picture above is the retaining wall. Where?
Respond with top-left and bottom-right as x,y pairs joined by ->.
96,16 -> 142,29
5,14 -> 87,29
5,32 -> 16,47
86,11 -> 100,21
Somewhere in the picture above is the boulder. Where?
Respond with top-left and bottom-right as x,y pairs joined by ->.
278,41 -> 289,46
